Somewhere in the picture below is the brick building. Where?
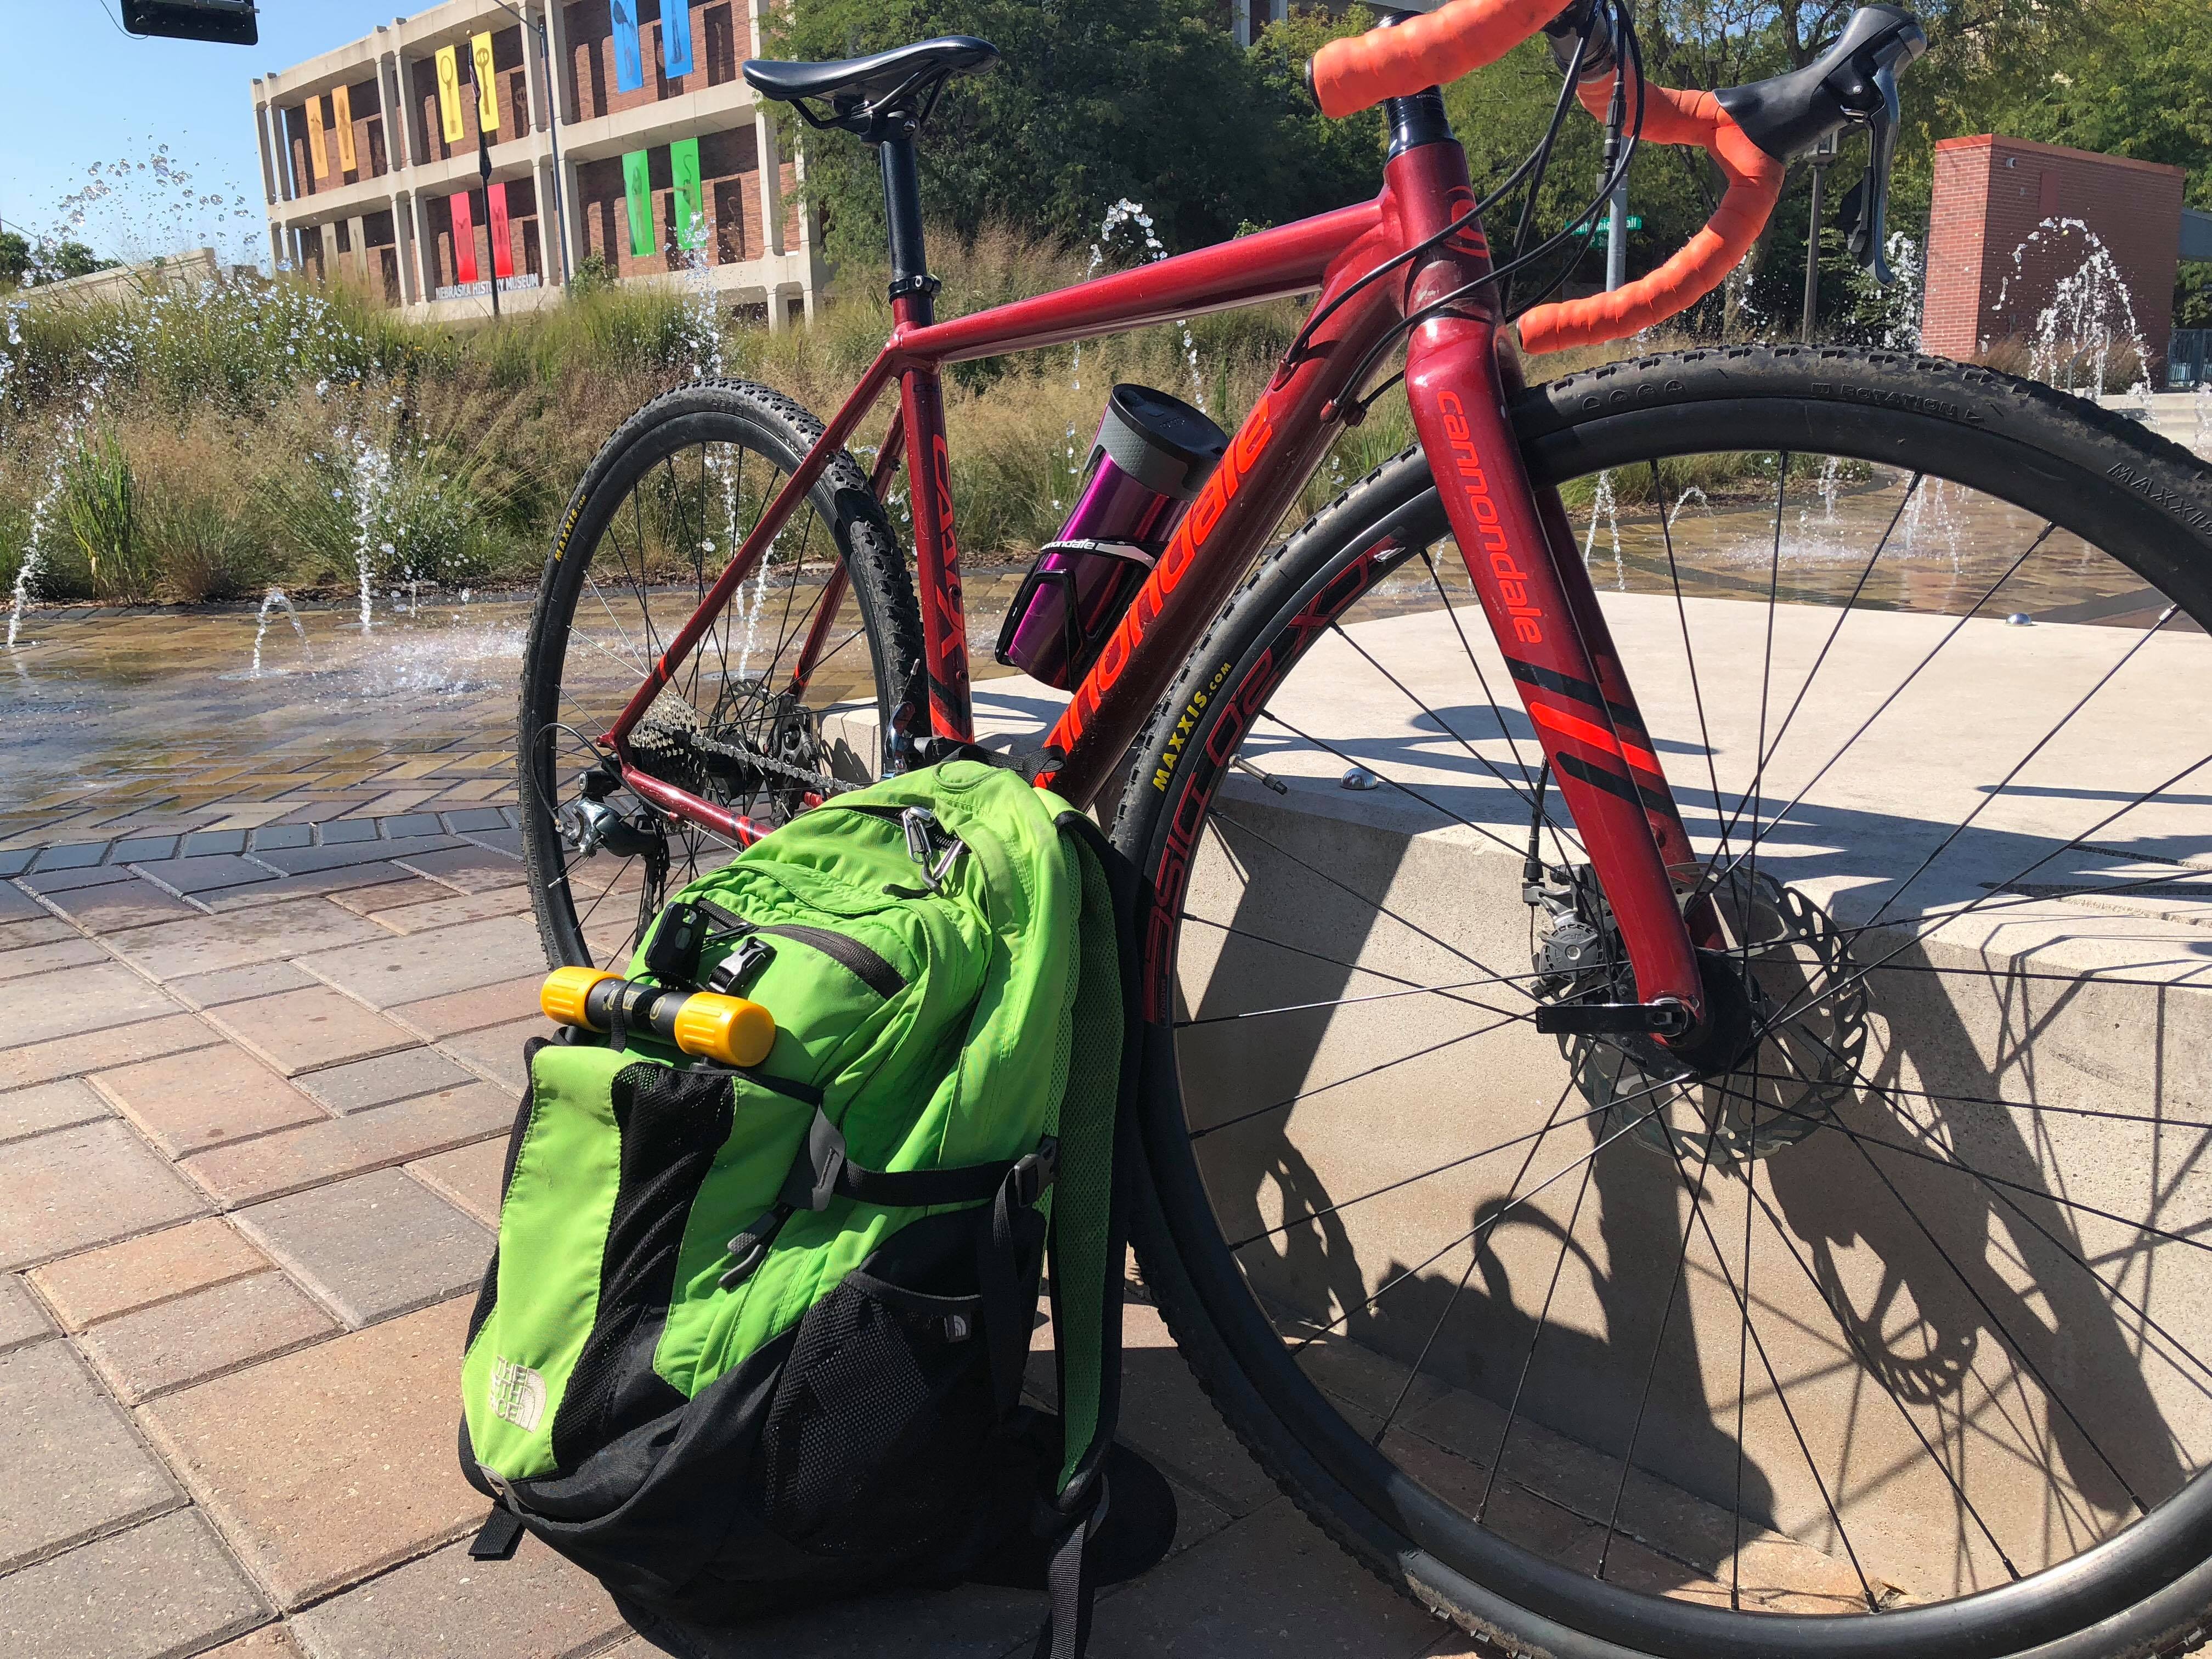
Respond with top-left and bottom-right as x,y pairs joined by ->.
1922,134 -> 2186,379
252,0 -> 823,326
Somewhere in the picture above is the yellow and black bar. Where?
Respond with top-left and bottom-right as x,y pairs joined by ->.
540,967 -> 776,1068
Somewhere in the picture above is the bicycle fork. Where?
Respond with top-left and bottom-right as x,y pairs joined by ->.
1391,140 -> 1711,1035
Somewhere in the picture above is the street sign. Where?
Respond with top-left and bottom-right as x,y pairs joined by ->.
1594,216 -> 1644,233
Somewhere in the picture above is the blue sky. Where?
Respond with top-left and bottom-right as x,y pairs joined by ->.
0,2 -> 402,264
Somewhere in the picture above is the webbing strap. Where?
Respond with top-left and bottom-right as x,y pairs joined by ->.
776,1107 -> 1054,1212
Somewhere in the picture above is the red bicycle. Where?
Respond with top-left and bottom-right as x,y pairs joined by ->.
518,1 -> 2212,1652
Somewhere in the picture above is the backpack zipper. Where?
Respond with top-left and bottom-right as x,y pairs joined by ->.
693,900 -> 906,999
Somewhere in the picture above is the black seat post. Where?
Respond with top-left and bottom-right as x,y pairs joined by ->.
879,128 -> 934,324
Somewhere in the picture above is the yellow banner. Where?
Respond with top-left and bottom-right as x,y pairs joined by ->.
473,32 -> 499,133
436,44 -> 465,145
304,94 -> 330,182
331,82 -> 358,174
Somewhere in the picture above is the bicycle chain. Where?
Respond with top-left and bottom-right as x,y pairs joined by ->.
633,710 -> 862,798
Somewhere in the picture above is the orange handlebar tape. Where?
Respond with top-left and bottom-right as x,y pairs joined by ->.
1517,75 -> 1784,353
1310,0 -> 1567,118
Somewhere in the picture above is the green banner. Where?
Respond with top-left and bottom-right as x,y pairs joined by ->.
671,138 -> 704,251
623,148 -> 654,258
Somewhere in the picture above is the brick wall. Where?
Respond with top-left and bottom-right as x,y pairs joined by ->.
279,78 -> 391,200
408,25 -> 531,167
1922,134 -> 2186,377
575,123 -> 764,274
565,0 -> 748,123
424,179 -> 542,292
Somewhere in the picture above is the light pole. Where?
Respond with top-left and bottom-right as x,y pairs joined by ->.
1803,128 -> 1838,339
486,0 -> 571,289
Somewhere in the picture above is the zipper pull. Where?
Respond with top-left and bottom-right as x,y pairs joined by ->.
899,806 -> 967,894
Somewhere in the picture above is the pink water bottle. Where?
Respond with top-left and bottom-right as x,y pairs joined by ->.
995,384 -> 1228,689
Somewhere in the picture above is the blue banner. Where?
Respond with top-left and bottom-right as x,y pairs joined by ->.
662,1 -> 693,79
612,0 -> 644,94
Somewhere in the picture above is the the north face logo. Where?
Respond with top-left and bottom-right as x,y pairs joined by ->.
489,1357 -> 547,1431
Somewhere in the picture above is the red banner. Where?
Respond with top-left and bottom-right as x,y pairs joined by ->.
451,188 -> 478,286
487,181 -> 515,280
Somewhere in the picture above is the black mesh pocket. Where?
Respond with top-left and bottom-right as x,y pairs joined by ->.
755,1270 -> 997,1558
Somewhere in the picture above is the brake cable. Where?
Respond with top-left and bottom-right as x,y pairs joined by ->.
1274,0 -> 1604,388
1327,0 -> 1647,425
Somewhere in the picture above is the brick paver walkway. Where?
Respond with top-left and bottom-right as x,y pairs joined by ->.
0,782 -> 1479,1658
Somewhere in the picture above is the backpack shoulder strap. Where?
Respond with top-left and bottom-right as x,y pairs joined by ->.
1035,810 -> 1144,1659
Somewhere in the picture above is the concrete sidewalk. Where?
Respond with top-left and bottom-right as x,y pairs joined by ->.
0,803 -> 1477,1659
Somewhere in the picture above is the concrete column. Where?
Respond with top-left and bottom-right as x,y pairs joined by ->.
382,48 -> 413,171
270,222 -> 287,271
756,108 -> 785,258
1232,0 -> 1251,47
393,190 -> 421,305
252,86 -> 279,205
347,214 -> 370,282
544,0 -> 573,126
411,191 -> 438,303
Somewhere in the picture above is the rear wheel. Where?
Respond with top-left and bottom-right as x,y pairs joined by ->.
1115,347 -> 2212,1657
517,380 -> 923,969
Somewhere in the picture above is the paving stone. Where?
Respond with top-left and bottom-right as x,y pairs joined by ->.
27,842 -> 111,873
289,1533 -> 624,1659
236,1169 -> 492,1327
94,1043 -> 327,1156
0,935 -> 108,981
171,960 -> 319,1009
0,1507 -> 268,1658
81,1269 -> 337,1404
183,829 -> 251,856
326,877 -> 456,916
135,854 -> 285,898
0,850 -> 32,877
201,865 -> 423,914
44,877 -> 204,932
626,1582 -> 1044,1658
0,1118 -> 208,1271
200,1625 -> 302,1656
390,974 -> 545,1040
24,862 -> 138,894
378,812 -> 444,839
0,881 -> 41,922
108,834 -> 180,863
104,900 -> 390,981
301,914 -> 543,1008
294,1047 -> 473,1115
0,915 -> 77,949
438,1018 -> 541,1092
140,1298 -> 483,1608
257,835 -> 464,877
0,1339 -> 179,1571
369,888 -> 533,936
314,821 -> 380,845
249,824 -> 315,851
405,1138 -> 509,1228
180,1083 -> 515,1206
392,844 -> 522,893
1087,1496 -> 1443,1658
213,986 -> 419,1077
472,827 -> 524,856
0,1012 -> 221,1093
30,1217 -> 269,1330
440,809 -> 508,833
0,961 -> 180,1048
0,1273 -> 53,1353
0,1077 -> 111,1144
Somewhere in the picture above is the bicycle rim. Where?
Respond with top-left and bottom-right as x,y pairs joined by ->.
1118,349 -> 2212,1658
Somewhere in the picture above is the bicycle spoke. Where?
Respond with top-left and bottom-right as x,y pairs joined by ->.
1652,460 -> 1735,868
1176,964 -> 1556,1028
1255,712 -> 1541,862
1741,453 -> 1789,916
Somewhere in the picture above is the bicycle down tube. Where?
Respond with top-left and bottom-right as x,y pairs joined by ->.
601,93 -> 1706,1024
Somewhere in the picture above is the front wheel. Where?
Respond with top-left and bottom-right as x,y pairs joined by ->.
1115,347 -> 2212,1658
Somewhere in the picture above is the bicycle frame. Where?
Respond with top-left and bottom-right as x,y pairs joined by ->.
599,116 -> 1710,1022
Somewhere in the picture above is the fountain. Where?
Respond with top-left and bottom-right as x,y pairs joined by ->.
1667,487 -> 1710,528
341,431 -> 394,633
245,588 -> 309,678
1582,469 -> 1622,589
1992,218 -> 2152,403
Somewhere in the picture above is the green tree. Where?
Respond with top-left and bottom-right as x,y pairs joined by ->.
37,241 -> 119,283
0,230 -> 30,288
774,0 -> 1383,267
1999,0 -> 2211,210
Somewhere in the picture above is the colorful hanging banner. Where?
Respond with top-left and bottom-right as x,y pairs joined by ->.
487,181 -> 515,280
612,0 -> 645,94
662,1 -> 693,79
623,149 -> 654,257
451,188 -> 478,285
436,45 -> 465,145
304,94 -> 330,182
331,83 -> 358,174
670,138 -> 704,250
472,31 -> 499,133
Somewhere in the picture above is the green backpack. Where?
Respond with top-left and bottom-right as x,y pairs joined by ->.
458,761 -> 1149,1652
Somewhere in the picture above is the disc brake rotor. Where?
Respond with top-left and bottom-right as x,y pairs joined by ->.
1537,867 -> 1869,1166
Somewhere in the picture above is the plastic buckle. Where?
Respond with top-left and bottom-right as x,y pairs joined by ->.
1012,1137 -> 1060,1207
